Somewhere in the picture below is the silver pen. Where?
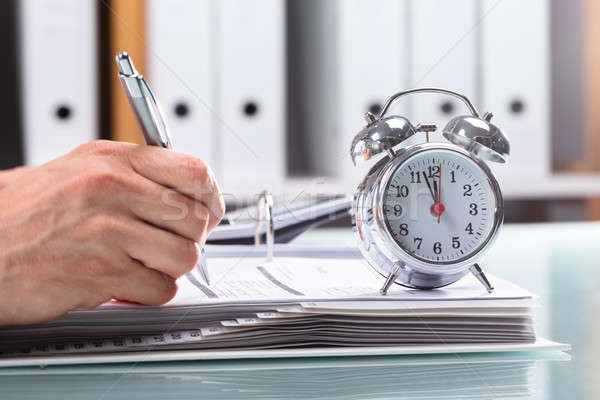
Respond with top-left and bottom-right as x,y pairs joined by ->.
116,51 -> 211,286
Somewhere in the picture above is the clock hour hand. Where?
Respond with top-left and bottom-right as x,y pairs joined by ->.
422,172 -> 436,202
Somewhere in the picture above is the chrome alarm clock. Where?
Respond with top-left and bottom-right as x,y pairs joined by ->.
350,88 -> 510,295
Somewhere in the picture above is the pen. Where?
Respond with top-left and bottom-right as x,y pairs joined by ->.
116,51 -> 211,286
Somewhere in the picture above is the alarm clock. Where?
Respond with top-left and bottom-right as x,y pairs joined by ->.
350,88 -> 510,295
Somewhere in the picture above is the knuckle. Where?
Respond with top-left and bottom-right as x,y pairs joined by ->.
180,240 -> 200,273
64,167 -> 125,205
59,159 -> 116,195
83,168 -> 124,193
214,194 -> 226,221
74,140 -> 120,155
183,156 -> 210,187
84,212 -> 126,237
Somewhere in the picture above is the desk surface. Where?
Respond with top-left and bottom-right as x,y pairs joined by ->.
2,222 -> 598,399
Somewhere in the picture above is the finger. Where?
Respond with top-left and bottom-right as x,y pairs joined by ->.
126,146 -> 225,231
121,173 -> 212,244
112,258 -> 178,306
120,218 -> 201,279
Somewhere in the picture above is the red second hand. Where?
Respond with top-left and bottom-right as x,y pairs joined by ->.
437,163 -> 442,224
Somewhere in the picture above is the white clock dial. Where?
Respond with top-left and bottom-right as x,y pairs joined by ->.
382,149 -> 497,264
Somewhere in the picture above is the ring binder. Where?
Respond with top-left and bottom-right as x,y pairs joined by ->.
254,191 -> 274,261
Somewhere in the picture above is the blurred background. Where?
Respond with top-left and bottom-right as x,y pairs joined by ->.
1,0 -> 598,222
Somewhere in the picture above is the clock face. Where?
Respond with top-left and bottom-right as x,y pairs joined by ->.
382,148 -> 498,264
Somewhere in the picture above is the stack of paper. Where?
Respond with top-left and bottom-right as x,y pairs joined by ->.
0,245 -> 565,365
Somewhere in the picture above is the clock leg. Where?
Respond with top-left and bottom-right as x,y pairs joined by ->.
469,263 -> 494,293
379,262 -> 405,295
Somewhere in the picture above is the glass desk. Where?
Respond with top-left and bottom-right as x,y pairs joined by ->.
1,222 -> 597,399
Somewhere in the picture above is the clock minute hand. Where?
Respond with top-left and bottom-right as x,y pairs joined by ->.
437,163 -> 443,224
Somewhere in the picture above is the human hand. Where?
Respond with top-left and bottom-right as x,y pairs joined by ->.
0,166 -> 31,190
0,140 -> 225,326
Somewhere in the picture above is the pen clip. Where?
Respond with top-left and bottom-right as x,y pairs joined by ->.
138,80 -> 173,149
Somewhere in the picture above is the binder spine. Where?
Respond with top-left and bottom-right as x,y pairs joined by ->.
338,0 -> 408,187
0,0 -> 24,169
482,0 -> 550,182
19,0 -> 98,166
216,0 -> 286,194
147,0 -> 216,168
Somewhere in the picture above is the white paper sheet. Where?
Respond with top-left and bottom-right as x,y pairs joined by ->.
0,339 -> 570,368
99,255 -> 535,310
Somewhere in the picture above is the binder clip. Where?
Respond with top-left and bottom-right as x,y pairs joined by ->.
255,191 -> 274,261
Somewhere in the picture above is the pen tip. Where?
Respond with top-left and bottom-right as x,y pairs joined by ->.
200,267 -> 210,286
115,51 -> 137,76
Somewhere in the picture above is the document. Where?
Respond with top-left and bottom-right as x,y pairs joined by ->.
0,245 -> 568,367
114,251 -> 535,306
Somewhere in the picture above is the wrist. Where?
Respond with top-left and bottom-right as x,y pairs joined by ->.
0,166 -> 31,190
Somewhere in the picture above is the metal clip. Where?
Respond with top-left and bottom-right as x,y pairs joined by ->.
415,123 -> 437,143
255,191 -> 274,261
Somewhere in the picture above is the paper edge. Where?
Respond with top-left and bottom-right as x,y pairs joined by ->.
0,338 -> 570,368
